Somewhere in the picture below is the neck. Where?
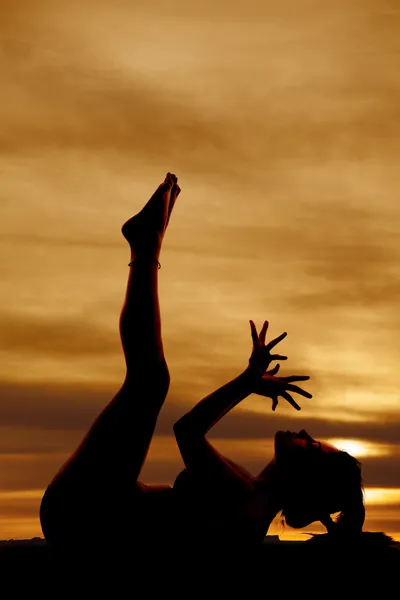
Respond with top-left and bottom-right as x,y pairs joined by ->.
254,459 -> 283,532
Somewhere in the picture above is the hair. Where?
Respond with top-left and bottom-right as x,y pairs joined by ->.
319,450 -> 365,535
280,449 -> 366,536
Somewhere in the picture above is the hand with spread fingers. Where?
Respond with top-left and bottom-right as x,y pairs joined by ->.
248,320 -> 288,376
252,363 -> 312,411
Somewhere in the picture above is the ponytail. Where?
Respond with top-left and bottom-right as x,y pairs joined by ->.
320,451 -> 365,536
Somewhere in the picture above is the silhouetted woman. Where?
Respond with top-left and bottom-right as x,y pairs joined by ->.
40,173 -> 365,559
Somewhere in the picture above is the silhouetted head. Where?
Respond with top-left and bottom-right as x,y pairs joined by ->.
273,429 -> 365,534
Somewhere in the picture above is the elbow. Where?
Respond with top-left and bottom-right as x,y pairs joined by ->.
173,415 -> 191,439
173,417 -> 194,456
173,414 -> 203,441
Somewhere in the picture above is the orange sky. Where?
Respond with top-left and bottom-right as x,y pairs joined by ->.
1,0 -> 400,541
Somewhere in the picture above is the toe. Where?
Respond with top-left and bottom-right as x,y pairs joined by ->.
163,173 -> 174,189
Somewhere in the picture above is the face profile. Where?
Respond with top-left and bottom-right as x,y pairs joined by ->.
272,429 -> 364,533
275,429 -> 339,458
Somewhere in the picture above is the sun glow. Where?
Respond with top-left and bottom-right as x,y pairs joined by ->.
325,438 -> 389,458
364,488 -> 400,506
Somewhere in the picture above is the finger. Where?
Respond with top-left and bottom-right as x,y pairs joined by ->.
280,375 -> 310,383
259,320 -> 269,345
249,320 -> 259,346
265,331 -> 287,351
281,391 -> 301,411
272,397 -> 278,411
267,364 -> 280,376
270,354 -> 287,361
285,384 -> 313,398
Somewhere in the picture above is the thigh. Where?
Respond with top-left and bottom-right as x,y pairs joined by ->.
40,476 -> 146,547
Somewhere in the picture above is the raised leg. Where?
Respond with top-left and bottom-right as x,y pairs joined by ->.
40,173 -> 181,544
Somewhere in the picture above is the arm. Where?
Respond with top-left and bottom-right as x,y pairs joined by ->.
173,321 -> 288,492
173,370 -> 256,493
173,367 -> 257,437
173,320 -> 287,437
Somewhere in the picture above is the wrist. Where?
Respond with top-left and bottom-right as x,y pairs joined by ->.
243,365 -> 262,382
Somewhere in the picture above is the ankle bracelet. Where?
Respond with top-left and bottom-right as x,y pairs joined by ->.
128,258 -> 161,269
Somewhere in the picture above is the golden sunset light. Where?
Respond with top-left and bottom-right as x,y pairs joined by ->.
364,488 -> 400,506
325,438 -> 391,458
1,0 -> 400,551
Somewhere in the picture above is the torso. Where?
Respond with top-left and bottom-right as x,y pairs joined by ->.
138,471 -> 268,552
41,471 -> 269,552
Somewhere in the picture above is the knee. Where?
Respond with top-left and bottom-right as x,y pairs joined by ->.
149,359 -> 170,396
173,413 -> 200,435
125,359 -> 170,399
157,359 -> 171,393
173,414 -> 202,446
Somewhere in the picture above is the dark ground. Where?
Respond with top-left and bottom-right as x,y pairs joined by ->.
1,535 -> 399,597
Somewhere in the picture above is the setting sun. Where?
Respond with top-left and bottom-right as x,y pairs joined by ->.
325,439 -> 390,458
364,488 -> 400,506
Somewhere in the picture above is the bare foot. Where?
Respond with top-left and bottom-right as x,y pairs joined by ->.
167,174 -> 181,227
121,173 -> 180,258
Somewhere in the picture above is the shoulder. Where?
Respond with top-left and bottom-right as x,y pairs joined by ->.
223,457 -> 255,482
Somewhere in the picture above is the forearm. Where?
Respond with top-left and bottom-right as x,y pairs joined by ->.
174,367 -> 256,436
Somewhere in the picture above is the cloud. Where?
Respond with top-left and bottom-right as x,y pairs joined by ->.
0,232 -> 121,249
0,310 -> 120,358
2,378 -> 400,448
1,0 -> 400,179
0,381 -> 115,431
2,431 -> 400,494
0,452 -> 66,491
